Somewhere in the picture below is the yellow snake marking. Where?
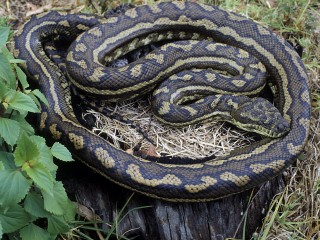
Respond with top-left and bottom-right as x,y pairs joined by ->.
95,147 -> 115,168
185,176 -> 218,193
126,164 -> 182,186
158,102 -> 171,115
125,8 -> 138,18
205,72 -> 217,81
225,139 -> 278,161
76,24 -> 88,30
227,12 -> 247,22
182,106 -> 198,116
231,80 -> 246,87
301,89 -> 310,103
49,124 -> 62,140
40,112 -> 47,130
145,53 -> 165,64
58,20 -> 70,27
220,172 -> 250,187
161,41 -> 198,51
172,1 -> 186,10
157,163 -> 204,169
257,25 -> 271,35
153,86 -> 169,95
75,43 -> 87,52
87,28 -> 102,37
149,4 -> 162,14
68,133 -> 84,150
130,64 -> 143,77
236,50 -> 250,58
250,160 -> 286,174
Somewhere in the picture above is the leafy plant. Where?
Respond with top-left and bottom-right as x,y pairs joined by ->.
0,20 -> 75,239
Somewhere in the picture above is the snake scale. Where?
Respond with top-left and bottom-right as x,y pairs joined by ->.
13,2 -> 310,201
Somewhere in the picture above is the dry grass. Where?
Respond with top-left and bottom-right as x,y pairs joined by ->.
2,0 -> 319,239
85,98 -> 255,159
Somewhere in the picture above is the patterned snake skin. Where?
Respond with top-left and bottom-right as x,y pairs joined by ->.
13,2 -> 310,201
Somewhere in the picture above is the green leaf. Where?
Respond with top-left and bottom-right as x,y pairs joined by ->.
0,151 -> 16,169
30,136 -> 57,172
20,223 -> 51,240
47,215 -> 69,235
51,142 -> 73,162
42,181 -> 69,215
15,65 -> 29,90
0,204 -> 30,233
32,89 -> 49,107
5,91 -> 40,113
0,161 -> 4,170
0,221 -> 3,239
14,134 -> 39,167
0,26 -> 10,47
0,53 -> 16,88
63,200 -> 75,223
0,81 -> 9,98
0,169 -> 31,206
0,117 -> 20,146
24,192 -> 50,218
11,115 -> 34,136
1,46 -> 14,61
23,162 -> 53,194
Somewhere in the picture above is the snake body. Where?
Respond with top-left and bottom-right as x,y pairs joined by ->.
14,2 -> 310,201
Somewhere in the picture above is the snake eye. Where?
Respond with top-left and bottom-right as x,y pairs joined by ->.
276,121 -> 289,132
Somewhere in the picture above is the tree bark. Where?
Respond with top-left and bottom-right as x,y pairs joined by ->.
61,161 -> 285,240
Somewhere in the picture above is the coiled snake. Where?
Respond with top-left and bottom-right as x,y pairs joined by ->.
13,2 -> 310,201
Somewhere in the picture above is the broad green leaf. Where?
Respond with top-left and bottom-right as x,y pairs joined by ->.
0,204 -> 30,233
5,91 -> 40,113
0,221 -> 3,239
0,81 -> 9,98
0,118 -> 20,146
1,46 -> 14,61
12,116 -> 34,136
0,53 -> 16,88
42,181 -> 69,215
32,89 -> 49,107
24,192 -> 50,218
14,134 -> 39,167
19,223 -> 51,240
62,200 -> 75,223
30,136 -> 57,172
28,93 -> 41,108
0,161 -> 4,170
47,215 -> 69,235
0,26 -> 10,48
23,162 -> 53,194
51,142 -> 73,162
0,151 -> 16,169
0,169 -> 31,206
15,65 -> 29,90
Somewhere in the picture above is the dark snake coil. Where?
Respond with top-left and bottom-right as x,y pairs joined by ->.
13,2 -> 310,201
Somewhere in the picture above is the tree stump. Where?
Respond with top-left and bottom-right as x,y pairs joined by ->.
61,161 -> 285,239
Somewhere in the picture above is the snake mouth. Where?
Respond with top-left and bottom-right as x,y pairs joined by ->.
236,123 -> 290,138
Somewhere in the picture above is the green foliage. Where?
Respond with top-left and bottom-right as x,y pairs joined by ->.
0,19 -> 75,239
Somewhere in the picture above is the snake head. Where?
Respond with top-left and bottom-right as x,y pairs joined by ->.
231,97 -> 290,138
